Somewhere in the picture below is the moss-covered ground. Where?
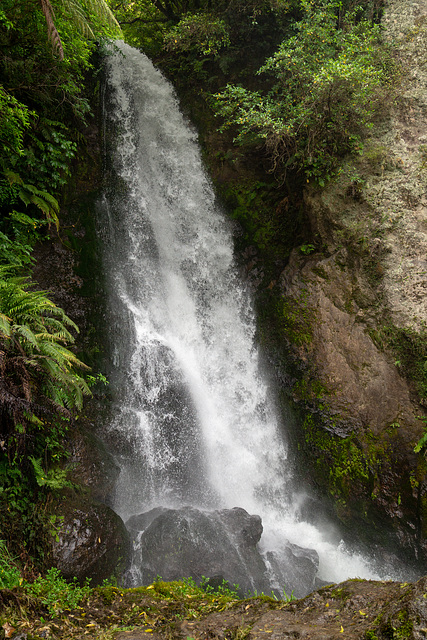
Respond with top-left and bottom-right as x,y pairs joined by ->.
2,576 -> 426,640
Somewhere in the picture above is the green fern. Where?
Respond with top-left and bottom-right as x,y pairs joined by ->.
40,0 -> 121,60
29,457 -> 72,490
3,170 -> 59,229
0,266 -> 91,413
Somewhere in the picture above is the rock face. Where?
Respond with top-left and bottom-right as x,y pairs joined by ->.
51,493 -> 130,585
126,506 -> 319,598
66,427 -> 120,503
277,0 -> 427,567
175,576 -> 427,640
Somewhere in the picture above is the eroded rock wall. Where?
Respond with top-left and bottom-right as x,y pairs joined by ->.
279,0 -> 427,565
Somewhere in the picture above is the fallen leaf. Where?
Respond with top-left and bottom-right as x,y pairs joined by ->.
3,623 -> 15,639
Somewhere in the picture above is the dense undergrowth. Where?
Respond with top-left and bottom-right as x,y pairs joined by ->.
0,0 -> 119,570
0,554 -> 258,640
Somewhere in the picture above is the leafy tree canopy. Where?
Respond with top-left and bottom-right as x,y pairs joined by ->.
209,0 -> 392,184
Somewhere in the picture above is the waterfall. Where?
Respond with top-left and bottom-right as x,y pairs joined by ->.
98,41 -> 380,595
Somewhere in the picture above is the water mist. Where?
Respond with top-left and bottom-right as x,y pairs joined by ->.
98,41 -> 381,595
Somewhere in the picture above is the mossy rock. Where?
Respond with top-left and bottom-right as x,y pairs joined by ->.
51,492 -> 130,585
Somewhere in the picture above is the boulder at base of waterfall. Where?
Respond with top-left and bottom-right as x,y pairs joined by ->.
125,506 -> 319,597
51,492 -> 130,585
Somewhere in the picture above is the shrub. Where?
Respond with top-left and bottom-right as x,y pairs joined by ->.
212,0 -> 396,184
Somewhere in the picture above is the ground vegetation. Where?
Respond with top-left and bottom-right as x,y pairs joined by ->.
1,567 -> 427,640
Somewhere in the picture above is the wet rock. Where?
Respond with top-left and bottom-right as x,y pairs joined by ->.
265,541 -> 320,600
126,506 -> 318,598
275,0 -> 427,569
66,427 -> 120,503
51,493 -> 130,585
174,577 -> 427,640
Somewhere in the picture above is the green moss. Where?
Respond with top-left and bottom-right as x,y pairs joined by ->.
302,416 -> 385,502
311,265 -> 329,280
219,176 -> 303,276
293,378 -> 330,402
360,144 -> 389,174
329,587 -> 351,601
393,610 -> 414,639
276,289 -> 314,346
368,325 -> 427,403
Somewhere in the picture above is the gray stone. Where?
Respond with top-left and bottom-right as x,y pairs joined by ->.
51,493 -> 130,585
126,506 -> 318,598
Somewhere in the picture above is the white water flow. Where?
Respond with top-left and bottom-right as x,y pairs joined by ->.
100,41 -> 379,588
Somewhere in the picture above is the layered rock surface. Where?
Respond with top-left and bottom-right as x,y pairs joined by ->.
278,0 -> 427,565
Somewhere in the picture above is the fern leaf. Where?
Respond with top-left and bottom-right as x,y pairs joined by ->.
3,169 -> 24,186
0,313 -> 12,338
14,324 -> 40,349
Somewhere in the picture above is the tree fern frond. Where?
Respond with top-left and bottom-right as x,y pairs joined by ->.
0,313 -> 12,338
3,169 -> 24,186
1,266 -> 91,422
62,0 -> 95,39
65,0 -> 121,34
39,317 -> 76,338
14,324 -> 40,349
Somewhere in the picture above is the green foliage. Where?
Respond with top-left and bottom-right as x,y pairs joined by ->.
282,588 -> 296,602
414,417 -> 427,454
164,13 -> 230,56
147,576 -> 240,604
25,567 -> 92,615
14,121 -> 78,193
2,170 -> 60,229
0,266 -> 91,413
0,266 -> 91,562
212,0 -> 395,184
0,539 -> 22,589
30,456 -> 73,490
299,243 -> 315,255
0,0 -> 117,572
0,88 -> 31,156
200,576 -> 239,598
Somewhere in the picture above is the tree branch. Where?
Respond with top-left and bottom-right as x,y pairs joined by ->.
119,16 -> 168,25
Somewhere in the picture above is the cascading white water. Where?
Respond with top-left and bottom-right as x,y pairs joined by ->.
99,41 -> 381,591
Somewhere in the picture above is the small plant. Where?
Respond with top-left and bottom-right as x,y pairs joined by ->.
30,457 -> 73,491
300,243 -> 315,255
414,416 -> 427,453
283,588 -> 297,602
200,576 -> 239,598
0,540 -> 22,588
87,372 -> 109,388
25,567 -> 92,616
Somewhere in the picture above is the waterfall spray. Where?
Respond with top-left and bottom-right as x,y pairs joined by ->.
98,41 -> 380,595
